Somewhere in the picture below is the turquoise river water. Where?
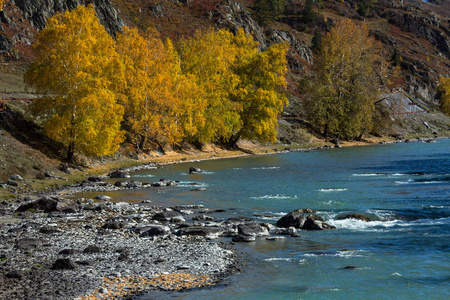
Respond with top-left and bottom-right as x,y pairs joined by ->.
97,139 -> 449,299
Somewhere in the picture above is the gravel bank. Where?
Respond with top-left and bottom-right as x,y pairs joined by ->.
0,199 -> 239,300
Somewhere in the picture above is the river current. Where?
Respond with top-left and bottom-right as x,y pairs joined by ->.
97,139 -> 449,299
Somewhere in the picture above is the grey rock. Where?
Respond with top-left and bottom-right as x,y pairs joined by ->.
177,226 -> 224,239
152,211 -> 185,223
238,224 -> 270,237
59,249 -> 80,255
10,174 -> 24,181
108,170 -> 130,178
83,245 -> 101,254
139,225 -> 171,237
5,270 -> 25,279
16,197 -> 78,213
276,210 -> 307,228
336,213 -> 372,222
52,258 -> 78,270
231,235 -> 256,242
94,195 -> 111,201
189,167 -> 202,174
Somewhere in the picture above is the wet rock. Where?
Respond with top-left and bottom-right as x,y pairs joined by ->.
152,211 -> 185,223
266,236 -> 286,241
189,167 -> 202,174
237,224 -> 270,237
302,218 -> 323,230
108,170 -> 130,178
273,226 -> 297,235
336,213 -> 371,222
94,195 -> 111,201
276,210 -> 307,228
87,176 -> 103,182
192,215 -> 214,221
114,181 -> 143,188
151,179 -> 178,187
177,226 -> 224,239
231,235 -> 255,242
191,188 -> 207,191
52,258 -> 78,270
16,197 -> 78,213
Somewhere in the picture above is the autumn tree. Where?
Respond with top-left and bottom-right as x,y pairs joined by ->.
439,77 -> 450,115
229,30 -> 288,146
178,28 -> 241,144
179,28 -> 288,146
116,27 -> 181,150
303,19 -> 383,140
0,1 -> 4,11
24,5 -> 125,161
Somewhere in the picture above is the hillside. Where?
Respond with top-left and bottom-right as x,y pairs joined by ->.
0,0 -> 450,184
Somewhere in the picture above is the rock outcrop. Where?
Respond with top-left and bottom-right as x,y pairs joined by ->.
0,0 -> 124,53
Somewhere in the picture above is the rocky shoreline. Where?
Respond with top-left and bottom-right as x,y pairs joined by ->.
0,172 -> 336,300
0,136 -> 447,300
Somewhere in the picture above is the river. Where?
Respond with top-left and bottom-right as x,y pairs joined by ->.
94,139 -> 449,299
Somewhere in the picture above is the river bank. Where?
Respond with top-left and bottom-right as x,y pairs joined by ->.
0,135 -> 448,300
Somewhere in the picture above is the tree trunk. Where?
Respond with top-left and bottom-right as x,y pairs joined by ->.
67,142 -> 74,162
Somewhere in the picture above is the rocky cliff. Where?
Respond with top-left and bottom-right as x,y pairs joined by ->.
0,0 -> 123,57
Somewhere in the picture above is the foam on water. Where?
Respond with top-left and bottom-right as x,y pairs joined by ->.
251,166 -> 280,170
250,195 -> 297,200
318,188 -> 348,192
263,257 -> 295,262
132,174 -> 155,178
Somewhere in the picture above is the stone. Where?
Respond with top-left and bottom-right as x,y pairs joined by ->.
87,176 -> 103,182
94,195 -> 111,201
192,215 -> 214,221
177,226 -> 224,239
237,224 -> 270,237
266,236 -> 286,241
152,211 -> 185,223
16,197 -> 78,213
52,258 -> 78,270
139,225 -> 171,237
9,174 -> 24,181
83,245 -> 101,254
39,225 -> 60,234
336,213 -> 372,222
276,210 -> 307,228
108,170 -> 130,178
189,167 -> 202,174
59,249 -> 80,255
232,235 -> 256,242
6,180 -> 18,187
5,270 -> 24,279
102,221 -> 126,229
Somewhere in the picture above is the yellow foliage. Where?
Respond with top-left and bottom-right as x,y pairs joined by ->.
179,28 -> 288,145
0,1 -> 4,12
439,77 -> 450,115
24,5 -> 125,160
116,26 -> 181,150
